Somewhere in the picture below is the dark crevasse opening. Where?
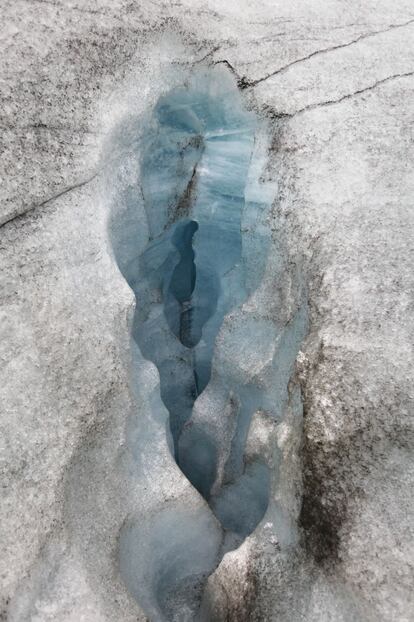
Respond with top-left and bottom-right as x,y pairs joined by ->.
111,67 -> 308,621
167,221 -> 199,349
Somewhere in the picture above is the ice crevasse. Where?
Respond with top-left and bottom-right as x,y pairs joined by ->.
109,65 -> 308,621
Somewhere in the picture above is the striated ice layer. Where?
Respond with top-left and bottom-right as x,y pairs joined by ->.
110,66 -> 307,621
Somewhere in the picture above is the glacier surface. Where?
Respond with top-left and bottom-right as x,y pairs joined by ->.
1,2 -> 413,621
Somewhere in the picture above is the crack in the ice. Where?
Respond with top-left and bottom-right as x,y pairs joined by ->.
0,173 -> 98,229
262,70 -> 414,121
284,70 -> 414,117
213,59 -> 243,83
240,17 -> 414,87
194,46 -> 221,65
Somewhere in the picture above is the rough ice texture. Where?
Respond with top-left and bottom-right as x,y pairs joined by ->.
1,1 -> 414,621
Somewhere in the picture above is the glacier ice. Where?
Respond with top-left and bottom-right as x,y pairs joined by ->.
110,66 -> 308,620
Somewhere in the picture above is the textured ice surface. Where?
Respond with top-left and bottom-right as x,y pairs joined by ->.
110,66 -> 307,620
3,4 -> 414,620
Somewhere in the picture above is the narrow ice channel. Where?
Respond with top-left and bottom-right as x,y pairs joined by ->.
110,67 -> 307,621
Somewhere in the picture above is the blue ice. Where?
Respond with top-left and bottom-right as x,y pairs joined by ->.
110,66 -> 307,620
